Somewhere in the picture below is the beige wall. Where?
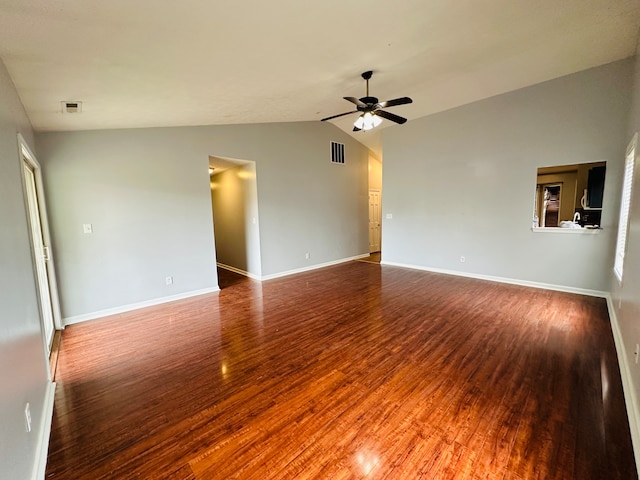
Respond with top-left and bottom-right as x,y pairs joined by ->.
368,153 -> 382,191
536,171 -> 578,224
210,162 -> 262,277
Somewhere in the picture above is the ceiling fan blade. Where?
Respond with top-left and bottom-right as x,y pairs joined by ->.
375,109 -> 408,124
343,96 -> 367,107
377,97 -> 413,108
320,110 -> 358,122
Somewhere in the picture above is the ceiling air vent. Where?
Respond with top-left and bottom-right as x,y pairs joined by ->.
330,141 -> 345,165
61,101 -> 82,114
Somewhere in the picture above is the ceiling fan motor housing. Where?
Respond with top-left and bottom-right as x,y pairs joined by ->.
359,96 -> 379,109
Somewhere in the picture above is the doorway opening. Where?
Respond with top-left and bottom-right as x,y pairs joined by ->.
209,155 -> 262,285
367,152 -> 383,264
368,189 -> 381,252
537,183 -> 562,227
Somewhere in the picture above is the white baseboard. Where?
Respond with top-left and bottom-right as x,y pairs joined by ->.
605,294 -> 640,475
380,261 -> 608,298
217,263 -> 261,280
261,254 -> 370,281
63,255 -> 371,324
63,287 -> 220,326
33,381 -> 56,480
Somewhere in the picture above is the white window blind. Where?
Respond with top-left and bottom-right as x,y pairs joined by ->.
614,136 -> 636,282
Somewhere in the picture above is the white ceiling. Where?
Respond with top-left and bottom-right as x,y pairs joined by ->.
1,0 -> 639,156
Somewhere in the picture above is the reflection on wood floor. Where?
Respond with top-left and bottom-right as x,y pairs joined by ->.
47,261 -> 637,479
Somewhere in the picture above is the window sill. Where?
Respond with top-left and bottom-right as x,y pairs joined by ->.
531,227 -> 601,234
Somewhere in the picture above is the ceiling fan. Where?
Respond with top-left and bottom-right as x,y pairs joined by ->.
320,70 -> 412,131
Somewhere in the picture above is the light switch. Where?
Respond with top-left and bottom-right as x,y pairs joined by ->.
83,223 -> 93,234
386,213 -> 393,219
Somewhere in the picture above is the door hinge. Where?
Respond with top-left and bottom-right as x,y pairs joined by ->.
43,246 -> 50,261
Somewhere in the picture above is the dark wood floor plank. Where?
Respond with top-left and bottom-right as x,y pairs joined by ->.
46,262 -> 637,479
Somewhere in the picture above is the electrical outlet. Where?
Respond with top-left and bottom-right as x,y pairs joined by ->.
460,256 -> 466,263
305,252 -> 310,260
82,223 -> 93,234
24,403 -> 31,433
165,276 -> 173,285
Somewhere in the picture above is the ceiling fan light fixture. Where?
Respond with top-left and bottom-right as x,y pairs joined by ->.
323,70 -> 412,128
355,112 -> 382,131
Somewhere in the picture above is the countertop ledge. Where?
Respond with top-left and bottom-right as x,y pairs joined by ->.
531,227 -> 601,234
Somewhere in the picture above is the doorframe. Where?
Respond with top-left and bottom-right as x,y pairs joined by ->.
18,134 -> 63,335
368,189 -> 382,253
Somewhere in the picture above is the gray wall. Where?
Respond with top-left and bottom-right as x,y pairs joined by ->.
211,162 -> 262,277
36,122 -> 369,320
382,59 -> 633,292
0,58 -> 50,478
611,53 -> 640,450
4,50 -> 638,476
36,130 -> 219,321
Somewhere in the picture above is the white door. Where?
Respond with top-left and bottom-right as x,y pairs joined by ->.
23,160 -> 55,353
368,190 -> 381,253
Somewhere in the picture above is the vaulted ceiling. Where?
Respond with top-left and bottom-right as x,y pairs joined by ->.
1,0 -> 639,154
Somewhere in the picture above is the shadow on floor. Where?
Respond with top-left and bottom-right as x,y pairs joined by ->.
358,252 -> 381,264
217,267 -> 249,289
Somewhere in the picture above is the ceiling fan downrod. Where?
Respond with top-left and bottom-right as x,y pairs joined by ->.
362,70 -> 373,98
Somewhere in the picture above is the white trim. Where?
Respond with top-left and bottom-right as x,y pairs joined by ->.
217,263 -> 261,280
605,294 -> 640,475
32,381 -> 56,480
261,254 -> 370,281
531,227 -> 601,234
380,261 -> 607,297
18,133 -> 64,332
62,256 -> 371,323
614,133 -> 637,282
63,287 -> 220,325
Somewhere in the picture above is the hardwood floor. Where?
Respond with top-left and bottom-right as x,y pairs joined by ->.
358,252 -> 381,264
49,329 -> 62,380
46,262 -> 636,479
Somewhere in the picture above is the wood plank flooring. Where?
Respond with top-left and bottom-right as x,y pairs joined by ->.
46,262 -> 637,479
358,252 -> 381,264
49,329 -> 62,380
